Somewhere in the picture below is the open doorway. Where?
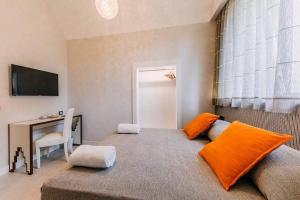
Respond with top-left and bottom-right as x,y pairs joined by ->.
133,66 -> 177,129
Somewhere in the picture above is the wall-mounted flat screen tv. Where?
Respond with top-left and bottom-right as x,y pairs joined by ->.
11,64 -> 59,96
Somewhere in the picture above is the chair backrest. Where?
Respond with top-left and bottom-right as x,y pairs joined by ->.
63,108 -> 75,139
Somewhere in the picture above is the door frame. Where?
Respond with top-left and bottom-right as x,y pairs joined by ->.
132,60 -> 182,129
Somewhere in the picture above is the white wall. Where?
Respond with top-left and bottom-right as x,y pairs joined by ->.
45,0 -> 215,40
0,0 -> 68,174
139,70 -> 177,129
68,22 -> 216,142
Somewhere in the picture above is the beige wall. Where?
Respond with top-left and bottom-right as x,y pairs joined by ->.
210,0 -> 227,20
68,23 -> 216,142
0,0 -> 68,173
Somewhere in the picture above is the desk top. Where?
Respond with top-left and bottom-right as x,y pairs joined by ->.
10,115 -> 82,126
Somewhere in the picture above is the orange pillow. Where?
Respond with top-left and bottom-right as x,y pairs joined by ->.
199,121 -> 292,191
184,113 -> 219,140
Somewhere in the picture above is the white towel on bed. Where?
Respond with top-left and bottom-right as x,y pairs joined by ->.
118,123 -> 140,134
69,145 -> 116,168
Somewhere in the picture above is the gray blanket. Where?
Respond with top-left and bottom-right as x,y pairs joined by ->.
41,129 -> 264,200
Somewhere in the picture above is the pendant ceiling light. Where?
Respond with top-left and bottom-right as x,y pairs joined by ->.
95,0 -> 119,20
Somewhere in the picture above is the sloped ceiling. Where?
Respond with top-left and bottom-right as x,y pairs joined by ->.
45,0 -> 223,40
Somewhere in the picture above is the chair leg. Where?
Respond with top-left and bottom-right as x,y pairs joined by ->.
68,138 -> 73,153
36,144 -> 41,169
64,142 -> 69,161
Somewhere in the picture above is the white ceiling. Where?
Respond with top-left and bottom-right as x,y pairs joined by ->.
45,0 -> 222,40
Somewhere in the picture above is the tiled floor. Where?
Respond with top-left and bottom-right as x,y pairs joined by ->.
0,150 -> 68,200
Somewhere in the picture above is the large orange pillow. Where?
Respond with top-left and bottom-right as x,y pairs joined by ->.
199,121 -> 292,191
184,113 -> 219,140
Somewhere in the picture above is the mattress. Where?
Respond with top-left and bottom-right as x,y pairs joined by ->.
41,128 -> 265,200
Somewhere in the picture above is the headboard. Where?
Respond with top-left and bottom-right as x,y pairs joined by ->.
216,106 -> 300,150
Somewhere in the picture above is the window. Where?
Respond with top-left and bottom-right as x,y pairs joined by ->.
214,0 -> 300,113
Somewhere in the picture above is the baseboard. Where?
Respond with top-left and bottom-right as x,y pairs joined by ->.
0,165 -> 9,176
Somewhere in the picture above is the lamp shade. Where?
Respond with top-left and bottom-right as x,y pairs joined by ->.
95,0 -> 119,20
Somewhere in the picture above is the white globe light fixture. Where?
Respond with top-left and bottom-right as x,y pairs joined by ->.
95,0 -> 119,20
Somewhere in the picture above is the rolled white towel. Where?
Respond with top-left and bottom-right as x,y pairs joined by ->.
118,123 -> 140,134
69,145 -> 116,168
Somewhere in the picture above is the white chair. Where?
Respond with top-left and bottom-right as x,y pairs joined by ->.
35,108 -> 75,169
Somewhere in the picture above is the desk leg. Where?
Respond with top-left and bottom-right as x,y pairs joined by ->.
72,115 -> 83,145
80,115 -> 83,145
29,126 -> 33,175
8,124 -> 33,175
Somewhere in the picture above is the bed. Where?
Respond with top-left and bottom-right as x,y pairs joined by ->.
41,128 -> 265,200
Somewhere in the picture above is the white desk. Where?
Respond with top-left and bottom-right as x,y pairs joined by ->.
8,115 -> 82,175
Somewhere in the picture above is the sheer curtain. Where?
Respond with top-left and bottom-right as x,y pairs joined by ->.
215,0 -> 300,113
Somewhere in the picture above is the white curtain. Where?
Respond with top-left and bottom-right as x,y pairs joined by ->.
216,0 -> 300,113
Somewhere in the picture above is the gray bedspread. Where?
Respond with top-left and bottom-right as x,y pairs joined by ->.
41,128 -> 265,200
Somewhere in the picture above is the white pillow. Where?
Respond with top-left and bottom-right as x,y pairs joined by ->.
69,145 -> 116,168
118,123 -> 140,134
207,120 -> 230,141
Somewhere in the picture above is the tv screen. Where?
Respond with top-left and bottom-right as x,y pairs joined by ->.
11,64 -> 59,96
